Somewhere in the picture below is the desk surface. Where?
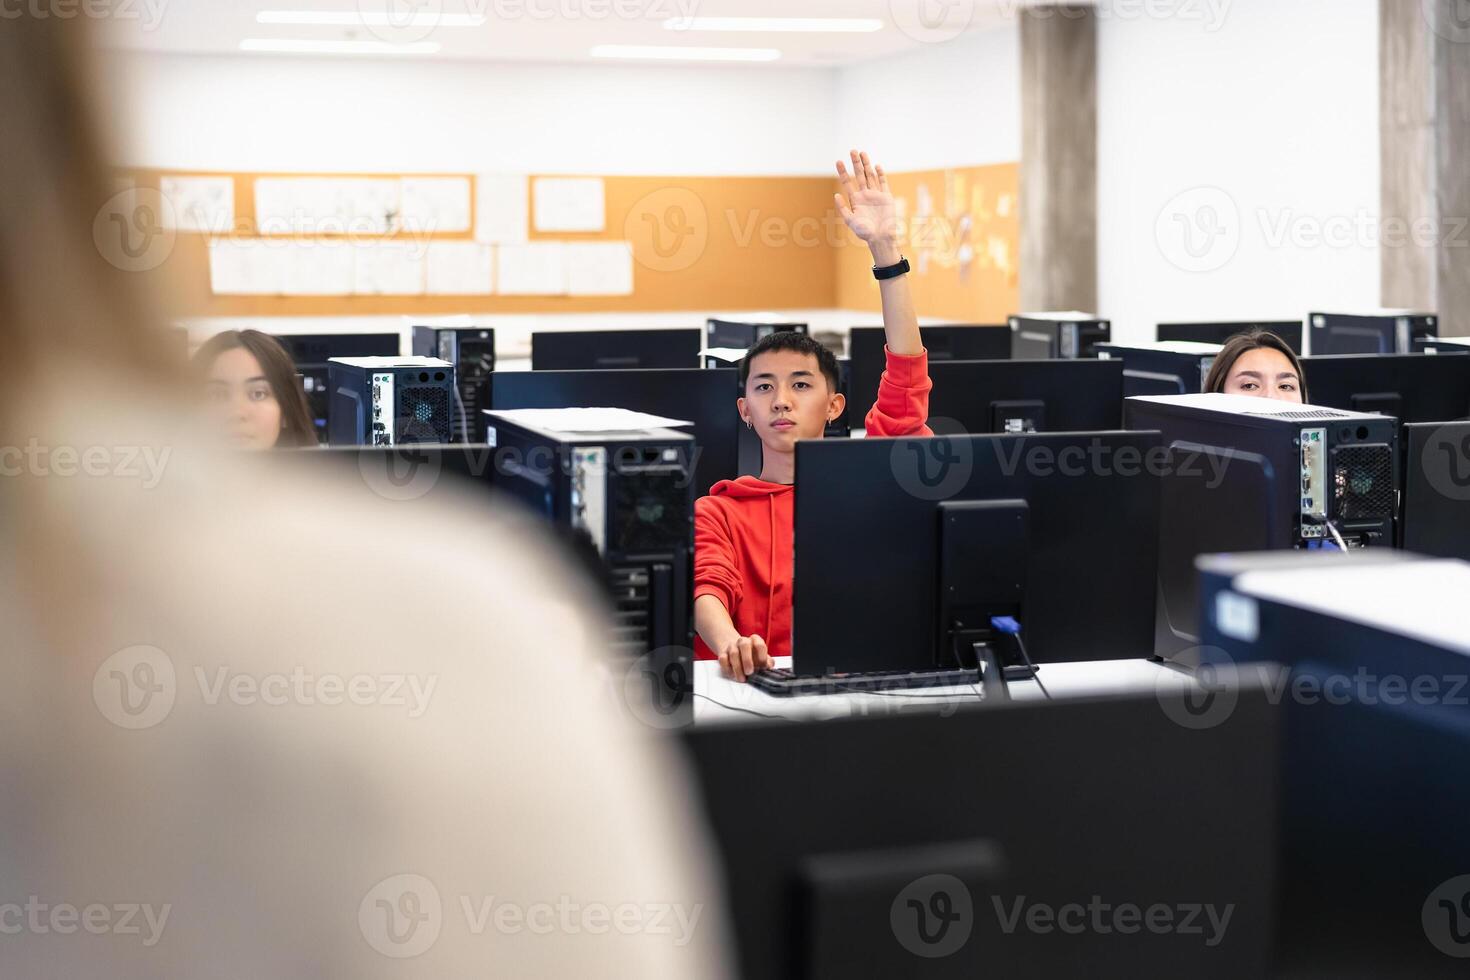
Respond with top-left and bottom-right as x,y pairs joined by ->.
694,656 -> 1185,725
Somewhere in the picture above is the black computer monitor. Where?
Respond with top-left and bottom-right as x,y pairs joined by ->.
489,368 -> 743,494
1301,353 -> 1470,423
847,325 -> 1009,421
706,318 -> 806,350
1156,320 -> 1303,354
923,359 -> 1124,434
681,688 -> 1279,980
530,328 -> 702,371
1309,311 -> 1438,355
791,431 -> 1161,674
1096,343 -> 1220,397
274,332 -> 401,442
1401,421 -> 1470,560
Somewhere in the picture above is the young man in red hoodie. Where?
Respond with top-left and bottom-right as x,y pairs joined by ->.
694,149 -> 933,681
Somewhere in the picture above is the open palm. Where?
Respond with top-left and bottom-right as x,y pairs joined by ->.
835,150 -> 898,245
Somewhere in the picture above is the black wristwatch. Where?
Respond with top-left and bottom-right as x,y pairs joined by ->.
872,256 -> 910,280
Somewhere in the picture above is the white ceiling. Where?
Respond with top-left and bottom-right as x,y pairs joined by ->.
97,0 -> 1016,67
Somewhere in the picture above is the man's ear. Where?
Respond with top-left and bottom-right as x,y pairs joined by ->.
736,395 -> 749,426
827,391 -> 846,422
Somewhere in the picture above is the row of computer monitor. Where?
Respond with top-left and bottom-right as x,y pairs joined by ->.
275,326 -> 1470,491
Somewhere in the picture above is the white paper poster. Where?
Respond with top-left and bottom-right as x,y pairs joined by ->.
281,240 -> 356,296
426,242 -> 494,295
254,177 -> 400,235
209,239 -> 286,295
400,176 -> 472,234
353,241 -> 426,295
563,241 -> 634,296
496,242 -> 566,295
532,177 -> 605,233
475,174 -> 529,243
160,176 -> 235,233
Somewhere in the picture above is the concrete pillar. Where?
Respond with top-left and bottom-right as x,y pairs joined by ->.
1019,5 -> 1098,312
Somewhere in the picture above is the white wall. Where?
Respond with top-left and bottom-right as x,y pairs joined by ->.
834,26 -> 1021,171
100,51 -> 839,175
1097,0 -> 1380,345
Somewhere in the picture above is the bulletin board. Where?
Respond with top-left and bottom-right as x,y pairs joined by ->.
118,169 -> 841,317
116,164 -> 1019,321
835,162 -> 1021,324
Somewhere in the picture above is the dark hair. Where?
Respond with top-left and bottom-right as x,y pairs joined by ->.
1203,329 -> 1309,402
192,330 -> 318,447
738,331 -> 841,392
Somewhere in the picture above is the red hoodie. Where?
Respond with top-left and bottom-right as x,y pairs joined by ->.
693,346 -> 933,661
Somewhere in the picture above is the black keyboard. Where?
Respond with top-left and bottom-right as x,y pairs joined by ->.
746,667 -> 982,698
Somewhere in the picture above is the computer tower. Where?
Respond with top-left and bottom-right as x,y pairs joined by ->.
1126,393 -> 1399,548
1309,310 -> 1437,355
327,356 -> 455,447
705,317 -> 806,350
483,411 -> 696,725
411,325 -> 496,443
1196,550 -> 1470,977
1007,312 -> 1111,359
1096,341 -> 1220,395
275,332 -> 401,442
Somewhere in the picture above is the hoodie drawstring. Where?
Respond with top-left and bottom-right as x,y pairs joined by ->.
766,495 -> 776,645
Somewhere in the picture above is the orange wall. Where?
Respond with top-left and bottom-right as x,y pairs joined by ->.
836,162 -> 1021,324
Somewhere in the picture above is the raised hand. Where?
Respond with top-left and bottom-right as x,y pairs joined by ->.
835,149 -> 900,263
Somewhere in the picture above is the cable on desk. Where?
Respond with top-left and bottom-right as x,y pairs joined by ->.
991,615 -> 1051,701
1014,636 -> 1051,700
691,691 -> 787,721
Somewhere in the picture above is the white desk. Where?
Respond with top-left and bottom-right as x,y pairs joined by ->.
693,656 -> 1188,725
